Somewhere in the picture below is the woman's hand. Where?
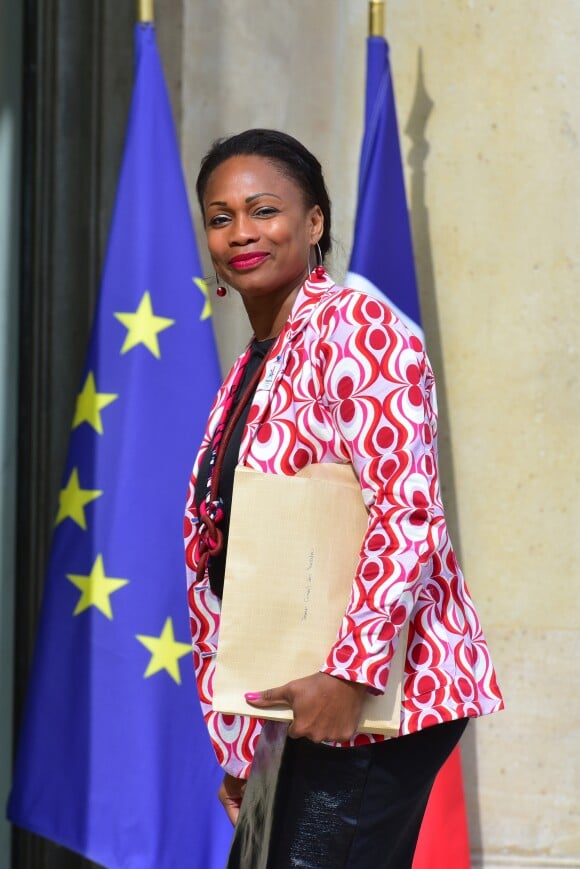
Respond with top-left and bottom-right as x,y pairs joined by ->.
245,672 -> 367,743
218,773 -> 247,825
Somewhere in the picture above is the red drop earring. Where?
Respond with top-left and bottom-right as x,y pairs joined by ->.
216,273 -> 227,297
312,242 -> 325,281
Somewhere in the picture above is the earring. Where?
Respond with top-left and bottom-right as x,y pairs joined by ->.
216,273 -> 227,297
312,242 -> 325,281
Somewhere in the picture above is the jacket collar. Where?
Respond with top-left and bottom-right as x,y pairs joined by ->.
270,269 -> 337,353
226,270 -> 337,380
236,270 -> 338,465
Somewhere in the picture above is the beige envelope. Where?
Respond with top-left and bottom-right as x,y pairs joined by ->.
212,463 -> 407,737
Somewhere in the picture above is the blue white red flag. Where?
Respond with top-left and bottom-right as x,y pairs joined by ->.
346,35 -> 423,341
347,34 -> 470,868
8,23 -> 231,869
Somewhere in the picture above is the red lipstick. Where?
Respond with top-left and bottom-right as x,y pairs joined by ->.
229,252 -> 269,270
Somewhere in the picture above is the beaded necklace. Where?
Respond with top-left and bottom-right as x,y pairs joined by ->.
196,343 -> 273,582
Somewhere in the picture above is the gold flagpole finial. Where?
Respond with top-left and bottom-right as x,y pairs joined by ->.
138,0 -> 154,23
369,1 -> 385,38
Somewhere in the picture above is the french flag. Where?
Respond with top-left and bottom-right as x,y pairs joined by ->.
347,33 -> 470,868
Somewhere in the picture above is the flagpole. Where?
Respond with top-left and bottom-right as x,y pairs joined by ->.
369,0 -> 385,37
137,0 -> 154,23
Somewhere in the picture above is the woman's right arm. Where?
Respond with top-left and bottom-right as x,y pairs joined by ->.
184,365 -> 263,781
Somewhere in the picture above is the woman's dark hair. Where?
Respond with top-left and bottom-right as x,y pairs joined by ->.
196,128 -> 332,259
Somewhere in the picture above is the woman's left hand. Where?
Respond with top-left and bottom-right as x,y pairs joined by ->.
245,672 -> 367,743
218,773 -> 247,825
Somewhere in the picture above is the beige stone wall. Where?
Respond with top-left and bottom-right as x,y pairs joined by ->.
389,5 -> 580,866
159,1 -> 580,864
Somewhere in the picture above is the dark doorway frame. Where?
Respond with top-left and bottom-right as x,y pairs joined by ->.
12,2 -> 133,865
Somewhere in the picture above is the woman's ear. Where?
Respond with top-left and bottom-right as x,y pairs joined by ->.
309,205 -> 324,245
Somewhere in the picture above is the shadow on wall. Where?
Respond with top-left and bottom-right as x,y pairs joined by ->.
404,48 -> 483,855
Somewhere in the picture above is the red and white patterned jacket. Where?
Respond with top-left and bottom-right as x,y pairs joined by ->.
184,272 -> 504,779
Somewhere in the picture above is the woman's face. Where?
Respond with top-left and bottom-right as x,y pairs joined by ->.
202,155 -> 323,303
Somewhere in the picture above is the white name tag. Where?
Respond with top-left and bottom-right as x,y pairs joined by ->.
256,357 -> 281,392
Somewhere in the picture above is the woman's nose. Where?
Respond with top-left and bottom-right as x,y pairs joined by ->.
228,214 -> 258,245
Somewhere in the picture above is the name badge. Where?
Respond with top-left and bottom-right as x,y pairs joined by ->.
257,356 -> 282,393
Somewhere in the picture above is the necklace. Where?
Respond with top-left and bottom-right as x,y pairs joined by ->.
195,344 -> 273,582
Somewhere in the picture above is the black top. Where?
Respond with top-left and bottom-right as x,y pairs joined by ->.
194,338 -> 275,598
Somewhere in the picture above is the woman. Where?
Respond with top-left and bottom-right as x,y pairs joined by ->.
184,129 -> 503,868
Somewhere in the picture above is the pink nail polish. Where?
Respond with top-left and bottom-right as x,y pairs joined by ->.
244,692 -> 261,702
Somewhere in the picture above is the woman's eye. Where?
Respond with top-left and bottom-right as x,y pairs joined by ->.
208,214 -> 230,227
255,206 -> 278,217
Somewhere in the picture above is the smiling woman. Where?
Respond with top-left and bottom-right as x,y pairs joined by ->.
184,129 -> 503,869
202,154 -> 324,340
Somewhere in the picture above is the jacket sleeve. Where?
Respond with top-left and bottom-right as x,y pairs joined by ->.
184,362 -> 263,779
316,291 -> 443,694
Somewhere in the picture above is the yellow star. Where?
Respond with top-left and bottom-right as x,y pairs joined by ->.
67,554 -> 129,619
72,372 -> 118,434
194,277 -> 212,321
114,291 -> 174,358
136,617 -> 192,684
55,468 -> 103,530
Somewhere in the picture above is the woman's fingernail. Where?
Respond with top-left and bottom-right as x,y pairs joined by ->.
244,692 -> 261,702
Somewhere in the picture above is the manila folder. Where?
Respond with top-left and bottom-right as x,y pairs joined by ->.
212,463 -> 407,737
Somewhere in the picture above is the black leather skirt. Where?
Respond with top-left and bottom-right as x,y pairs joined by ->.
227,717 -> 468,869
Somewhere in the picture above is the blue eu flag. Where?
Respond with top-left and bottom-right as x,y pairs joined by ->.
8,24 -> 232,869
346,35 -> 423,339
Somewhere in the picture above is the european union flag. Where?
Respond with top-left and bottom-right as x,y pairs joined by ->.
8,24 -> 232,868
346,35 -> 423,339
